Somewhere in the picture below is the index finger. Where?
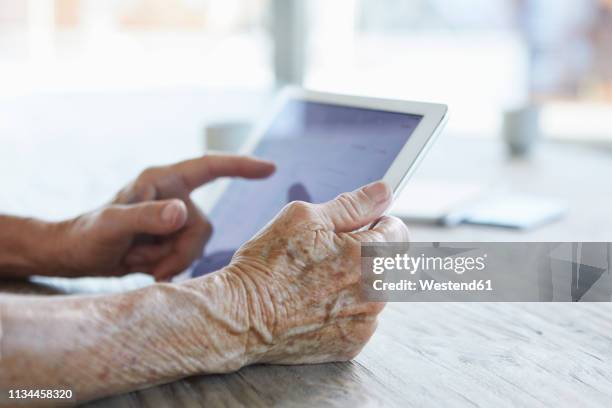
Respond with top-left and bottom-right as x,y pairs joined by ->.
172,155 -> 276,191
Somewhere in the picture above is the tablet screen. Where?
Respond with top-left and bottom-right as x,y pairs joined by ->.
192,99 -> 422,276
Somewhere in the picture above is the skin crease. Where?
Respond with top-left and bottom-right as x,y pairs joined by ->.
224,184 -> 409,365
0,155 -> 409,404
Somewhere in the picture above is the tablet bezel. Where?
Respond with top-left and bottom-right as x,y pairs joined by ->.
208,87 -> 448,208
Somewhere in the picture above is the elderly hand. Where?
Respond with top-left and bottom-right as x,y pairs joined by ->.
221,181 -> 409,365
0,180 -> 407,402
50,155 -> 275,279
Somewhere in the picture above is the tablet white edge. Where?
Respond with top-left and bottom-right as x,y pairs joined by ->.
206,86 -> 449,215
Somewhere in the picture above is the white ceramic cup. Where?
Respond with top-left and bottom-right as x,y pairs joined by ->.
503,104 -> 541,157
204,120 -> 252,154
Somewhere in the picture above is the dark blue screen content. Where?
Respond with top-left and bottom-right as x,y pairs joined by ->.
191,100 -> 422,276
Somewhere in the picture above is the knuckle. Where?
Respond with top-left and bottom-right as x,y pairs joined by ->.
138,166 -> 161,181
352,318 -> 378,344
390,217 -> 410,241
344,348 -> 361,361
344,238 -> 362,265
133,181 -> 155,201
336,192 -> 362,219
377,216 -> 409,242
113,185 -> 132,204
336,192 -> 353,205
283,200 -> 313,218
367,301 -> 386,315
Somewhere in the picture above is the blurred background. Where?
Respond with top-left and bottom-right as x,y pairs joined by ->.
1,0 -> 611,240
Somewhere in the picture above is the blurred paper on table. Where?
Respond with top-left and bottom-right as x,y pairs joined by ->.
390,181 -> 485,223
462,194 -> 567,230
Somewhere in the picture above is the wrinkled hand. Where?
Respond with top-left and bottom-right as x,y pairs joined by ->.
54,155 -> 275,279
227,181 -> 409,364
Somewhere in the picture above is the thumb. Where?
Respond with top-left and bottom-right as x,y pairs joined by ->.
315,181 -> 392,232
107,199 -> 188,236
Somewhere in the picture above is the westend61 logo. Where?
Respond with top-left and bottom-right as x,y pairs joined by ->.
362,242 -> 612,302
372,253 -> 488,275
361,244 -> 495,297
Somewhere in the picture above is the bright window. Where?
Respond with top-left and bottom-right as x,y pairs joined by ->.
0,0 -> 273,93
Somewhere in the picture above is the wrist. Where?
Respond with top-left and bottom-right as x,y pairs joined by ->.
221,262 -> 277,365
32,217 -> 87,277
28,218 -> 76,277
0,216 -> 66,277
163,267 -> 258,374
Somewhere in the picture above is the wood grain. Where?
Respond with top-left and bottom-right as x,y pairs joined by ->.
1,91 -> 612,407
83,303 -> 612,407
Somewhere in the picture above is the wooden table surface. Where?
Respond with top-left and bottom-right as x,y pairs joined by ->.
84,303 -> 612,408
1,91 -> 612,407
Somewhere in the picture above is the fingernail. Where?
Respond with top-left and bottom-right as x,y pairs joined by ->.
362,181 -> 391,204
161,201 -> 181,225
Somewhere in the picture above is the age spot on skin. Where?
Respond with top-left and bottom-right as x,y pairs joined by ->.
97,366 -> 110,381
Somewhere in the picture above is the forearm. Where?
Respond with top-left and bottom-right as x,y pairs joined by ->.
0,215 -> 62,278
0,269 -> 250,403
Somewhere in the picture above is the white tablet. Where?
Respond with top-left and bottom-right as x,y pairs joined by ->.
192,87 -> 447,276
